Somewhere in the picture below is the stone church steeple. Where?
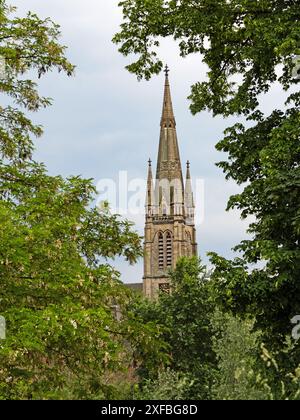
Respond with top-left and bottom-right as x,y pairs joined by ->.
143,67 -> 197,299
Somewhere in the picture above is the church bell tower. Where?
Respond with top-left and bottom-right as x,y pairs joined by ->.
143,67 -> 197,299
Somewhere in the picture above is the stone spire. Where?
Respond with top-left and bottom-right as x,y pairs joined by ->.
185,161 -> 195,224
160,65 -> 176,129
145,158 -> 154,217
155,66 -> 184,216
156,66 -> 183,185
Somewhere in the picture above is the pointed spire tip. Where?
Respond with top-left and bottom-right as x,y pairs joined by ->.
186,161 -> 191,180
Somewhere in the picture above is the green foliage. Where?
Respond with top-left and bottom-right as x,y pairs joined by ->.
131,258 -> 300,401
0,167 -> 148,398
0,1 -> 166,399
132,257 -> 217,399
114,0 -> 299,115
211,311 -> 267,400
134,368 -> 194,400
211,312 -> 300,400
0,0 -> 74,162
257,343 -> 300,400
209,101 -> 300,346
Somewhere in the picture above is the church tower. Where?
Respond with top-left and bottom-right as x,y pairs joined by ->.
143,67 -> 197,299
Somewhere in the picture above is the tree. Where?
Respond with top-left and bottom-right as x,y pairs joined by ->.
0,1 -> 164,399
132,257 -> 217,399
211,311 -> 265,400
134,368 -> 195,400
114,0 -> 300,348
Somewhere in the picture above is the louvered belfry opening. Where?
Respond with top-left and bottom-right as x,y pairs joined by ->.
166,232 -> 172,267
157,231 -> 173,271
158,232 -> 164,270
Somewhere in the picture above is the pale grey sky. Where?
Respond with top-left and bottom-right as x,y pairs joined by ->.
12,1 -> 287,283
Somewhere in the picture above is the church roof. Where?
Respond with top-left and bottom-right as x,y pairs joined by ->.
126,283 -> 143,293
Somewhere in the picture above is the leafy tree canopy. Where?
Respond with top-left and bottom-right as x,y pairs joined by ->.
0,1 -> 165,399
132,257 -> 217,399
114,0 -> 299,115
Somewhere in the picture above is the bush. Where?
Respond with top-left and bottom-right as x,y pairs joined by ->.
134,369 -> 194,400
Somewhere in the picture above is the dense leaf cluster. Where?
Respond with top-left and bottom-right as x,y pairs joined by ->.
0,1 -> 164,399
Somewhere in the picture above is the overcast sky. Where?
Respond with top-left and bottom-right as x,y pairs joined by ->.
12,1 -> 288,283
